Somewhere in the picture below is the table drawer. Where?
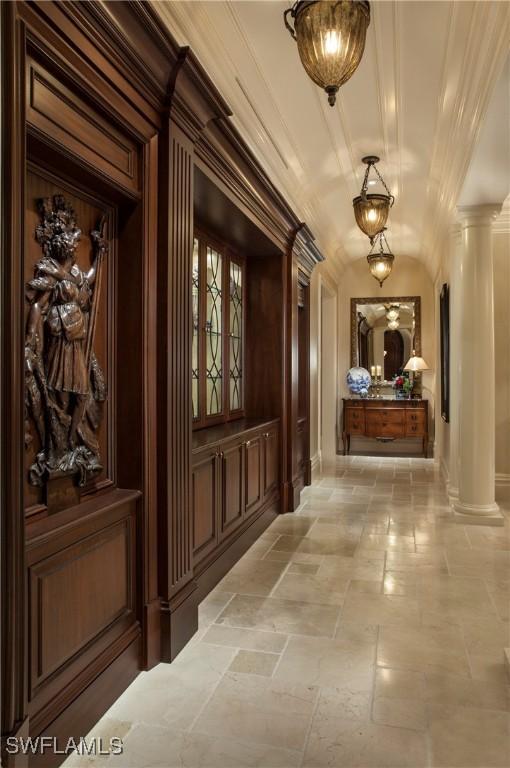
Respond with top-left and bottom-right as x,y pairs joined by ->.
367,409 -> 405,426
406,410 -> 426,427
345,410 -> 365,433
367,420 -> 405,439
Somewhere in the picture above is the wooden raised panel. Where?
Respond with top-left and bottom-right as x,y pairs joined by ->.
263,428 -> 279,497
245,437 -> 262,516
27,493 -> 138,708
192,450 -> 219,563
32,524 -> 129,683
221,441 -> 245,534
26,57 -> 140,195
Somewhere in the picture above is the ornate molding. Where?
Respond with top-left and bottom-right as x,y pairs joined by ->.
350,295 -> 421,367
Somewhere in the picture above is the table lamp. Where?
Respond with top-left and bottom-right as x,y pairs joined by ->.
404,355 -> 430,398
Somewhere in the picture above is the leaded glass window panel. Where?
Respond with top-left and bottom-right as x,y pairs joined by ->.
205,246 -> 222,415
192,238 -> 200,419
229,260 -> 243,412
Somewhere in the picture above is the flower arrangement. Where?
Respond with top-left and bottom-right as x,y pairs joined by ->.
393,371 -> 412,398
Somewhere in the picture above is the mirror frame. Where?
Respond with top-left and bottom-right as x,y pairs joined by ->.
350,295 -> 422,368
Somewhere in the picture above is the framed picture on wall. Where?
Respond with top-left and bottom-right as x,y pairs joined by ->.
440,283 -> 450,422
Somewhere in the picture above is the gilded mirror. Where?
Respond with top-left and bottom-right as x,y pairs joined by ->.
350,296 -> 421,381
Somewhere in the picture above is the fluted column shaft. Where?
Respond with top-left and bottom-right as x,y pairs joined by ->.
447,225 -> 461,501
454,204 -> 503,525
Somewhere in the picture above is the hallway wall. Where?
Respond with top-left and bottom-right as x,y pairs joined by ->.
436,214 -> 510,498
494,225 -> 510,493
337,255 -> 436,455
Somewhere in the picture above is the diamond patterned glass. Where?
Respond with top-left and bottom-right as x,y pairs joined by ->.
192,238 -> 199,419
205,246 -> 222,415
229,261 -> 243,412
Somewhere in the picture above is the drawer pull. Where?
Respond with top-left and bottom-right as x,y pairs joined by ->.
263,432 -> 269,438
245,440 -> 251,448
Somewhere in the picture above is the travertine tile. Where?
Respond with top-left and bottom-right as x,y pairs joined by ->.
341,591 -> 421,627
271,571 -> 348,606
287,561 -> 320,575
216,594 -> 340,637
428,705 -> 510,767
193,672 -> 318,751
216,558 -> 287,597
228,649 -> 279,677
200,624 -> 287,653
268,515 -> 316,536
107,723 -> 303,768
378,623 -> 471,678
372,696 -> 427,731
274,634 -> 375,690
348,578 -> 382,594
198,590 -> 235,627
106,644 -> 235,731
303,715 -> 428,767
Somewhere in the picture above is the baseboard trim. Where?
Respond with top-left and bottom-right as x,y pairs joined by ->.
496,473 -> 510,487
310,452 -> 321,483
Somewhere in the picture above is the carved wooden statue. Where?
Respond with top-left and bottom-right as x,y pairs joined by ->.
25,195 -> 107,487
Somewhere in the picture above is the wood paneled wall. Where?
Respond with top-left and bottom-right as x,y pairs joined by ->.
1,2 -> 324,764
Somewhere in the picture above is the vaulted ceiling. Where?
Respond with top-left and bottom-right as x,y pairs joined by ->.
154,1 -> 509,278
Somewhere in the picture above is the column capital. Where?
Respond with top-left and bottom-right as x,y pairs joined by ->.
456,203 -> 503,227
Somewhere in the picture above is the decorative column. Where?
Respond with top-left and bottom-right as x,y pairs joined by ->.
454,204 -> 503,525
447,224 -> 461,503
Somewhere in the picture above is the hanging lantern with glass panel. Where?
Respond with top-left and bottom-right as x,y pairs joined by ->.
353,156 -> 394,243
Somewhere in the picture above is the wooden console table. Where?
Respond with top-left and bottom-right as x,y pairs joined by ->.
342,399 -> 429,457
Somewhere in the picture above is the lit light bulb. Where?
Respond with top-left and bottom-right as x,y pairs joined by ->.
367,208 -> 377,222
376,262 -> 386,273
324,29 -> 340,55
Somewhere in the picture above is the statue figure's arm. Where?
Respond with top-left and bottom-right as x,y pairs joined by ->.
87,222 -> 107,285
26,290 -> 51,350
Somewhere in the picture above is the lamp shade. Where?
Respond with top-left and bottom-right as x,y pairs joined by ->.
284,1 -> 371,106
404,356 -> 430,372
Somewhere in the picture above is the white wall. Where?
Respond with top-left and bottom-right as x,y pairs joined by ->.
494,227 -> 510,491
309,266 -> 320,477
337,255 -> 435,455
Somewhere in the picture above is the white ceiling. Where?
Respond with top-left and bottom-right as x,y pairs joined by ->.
154,0 -> 510,277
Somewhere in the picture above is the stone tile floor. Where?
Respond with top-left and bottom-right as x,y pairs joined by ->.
64,456 -> 510,768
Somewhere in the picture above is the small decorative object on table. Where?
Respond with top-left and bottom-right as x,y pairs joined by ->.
393,372 -> 412,399
346,366 -> 371,398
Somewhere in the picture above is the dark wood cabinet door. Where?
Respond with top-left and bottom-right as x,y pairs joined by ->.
245,437 -> 262,517
263,427 -> 279,497
192,450 -> 219,565
221,441 -> 245,536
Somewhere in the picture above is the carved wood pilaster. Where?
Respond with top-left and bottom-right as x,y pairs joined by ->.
1,3 -> 29,759
282,225 -> 324,512
158,48 -> 232,661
